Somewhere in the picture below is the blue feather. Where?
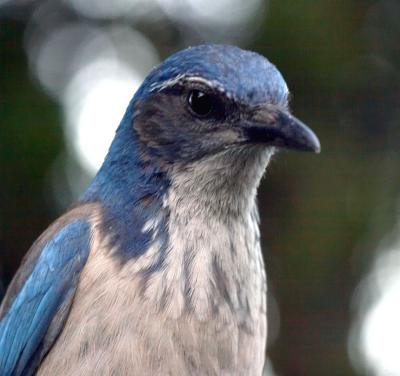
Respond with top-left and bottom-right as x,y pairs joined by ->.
137,44 -> 288,105
80,103 -> 170,263
0,219 -> 90,375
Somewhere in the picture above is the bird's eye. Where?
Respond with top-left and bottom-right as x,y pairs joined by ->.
187,90 -> 215,117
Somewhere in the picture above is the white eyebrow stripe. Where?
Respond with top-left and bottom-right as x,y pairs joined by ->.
149,73 -> 188,92
149,75 -> 234,99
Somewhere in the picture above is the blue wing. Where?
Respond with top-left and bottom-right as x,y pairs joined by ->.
0,218 -> 91,376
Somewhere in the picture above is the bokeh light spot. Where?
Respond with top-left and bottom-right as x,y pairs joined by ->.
63,61 -> 142,174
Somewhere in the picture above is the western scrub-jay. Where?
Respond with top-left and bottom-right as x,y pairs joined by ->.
0,44 -> 320,375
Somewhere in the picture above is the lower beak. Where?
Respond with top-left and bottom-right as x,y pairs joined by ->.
241,107 -> 321,153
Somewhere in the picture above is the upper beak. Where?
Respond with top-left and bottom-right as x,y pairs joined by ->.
240,106 -> 321,153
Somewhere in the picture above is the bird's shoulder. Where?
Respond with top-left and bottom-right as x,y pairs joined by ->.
0,202 -> 100,376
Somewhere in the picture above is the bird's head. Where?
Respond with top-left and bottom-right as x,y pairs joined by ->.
90,44 -> 321,215
129,44 -> 320,169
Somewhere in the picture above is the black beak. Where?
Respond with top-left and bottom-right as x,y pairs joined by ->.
241,106 -> 320,153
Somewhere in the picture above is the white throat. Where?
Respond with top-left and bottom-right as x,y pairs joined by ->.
169,147 -> 273,218
142,147 -> 271,320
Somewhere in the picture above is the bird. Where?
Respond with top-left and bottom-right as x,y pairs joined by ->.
0,44 -> 320,375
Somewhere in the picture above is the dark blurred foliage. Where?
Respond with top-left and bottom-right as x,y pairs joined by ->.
1,1 -> 400,375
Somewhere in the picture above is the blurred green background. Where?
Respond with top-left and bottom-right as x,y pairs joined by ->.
1,0 -> 400,375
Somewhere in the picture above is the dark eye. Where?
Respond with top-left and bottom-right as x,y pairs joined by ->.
187,90 -> 215,117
